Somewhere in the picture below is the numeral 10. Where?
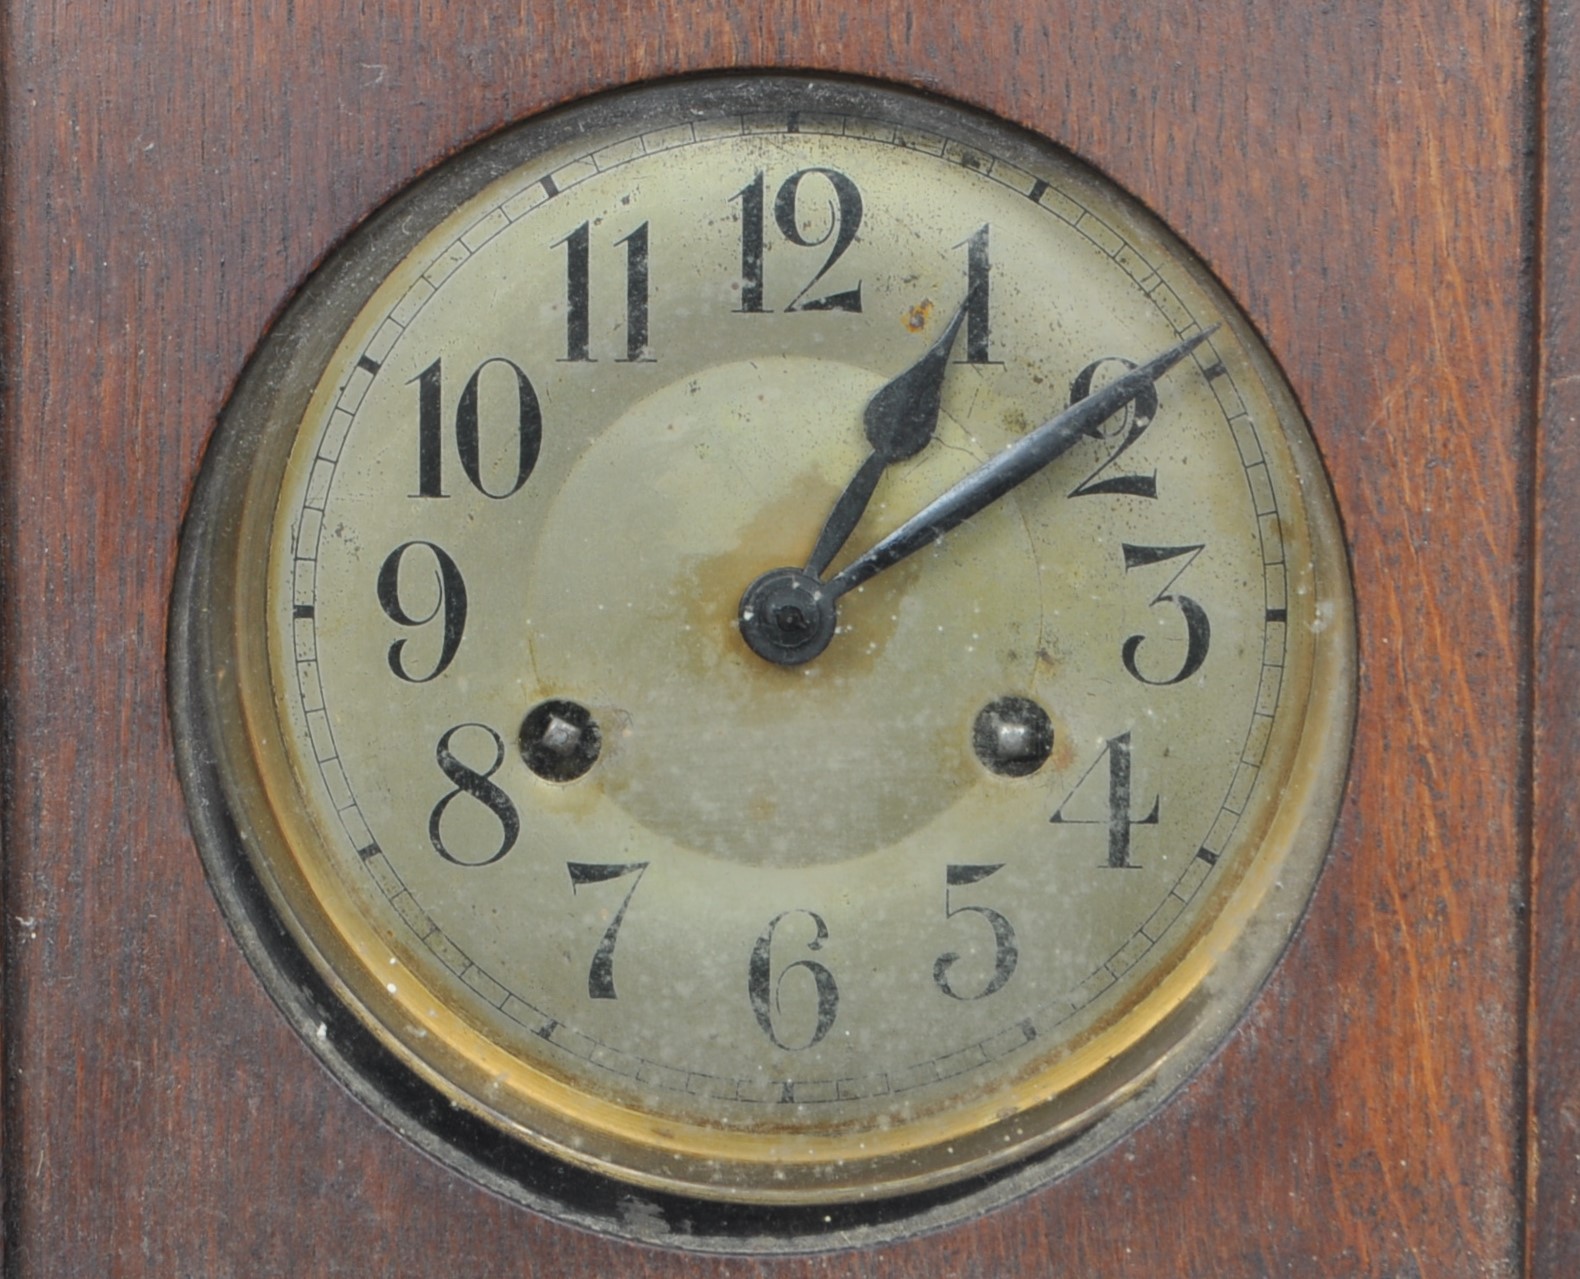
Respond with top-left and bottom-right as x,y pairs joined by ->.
410,357 -> 543,500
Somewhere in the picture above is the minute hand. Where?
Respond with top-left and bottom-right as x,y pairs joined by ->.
825,328 -> 1216,601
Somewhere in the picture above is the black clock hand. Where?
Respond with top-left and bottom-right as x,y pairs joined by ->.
803,299 -> 969,578
738,328 -> 1215,666
825,328 -> 1217,600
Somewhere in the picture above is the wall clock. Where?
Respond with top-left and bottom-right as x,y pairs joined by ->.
170,75 -> 1353,1245
1,2 -> 1572,1275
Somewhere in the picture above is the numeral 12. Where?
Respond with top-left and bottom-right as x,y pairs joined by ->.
732,168 -> 864,313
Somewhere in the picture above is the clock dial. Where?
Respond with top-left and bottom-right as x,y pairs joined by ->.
175,77 -> 1354,1212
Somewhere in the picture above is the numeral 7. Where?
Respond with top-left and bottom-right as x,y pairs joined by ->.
566,862 -> 649,999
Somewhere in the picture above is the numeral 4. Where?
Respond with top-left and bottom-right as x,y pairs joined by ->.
1050,731 -> 1158,869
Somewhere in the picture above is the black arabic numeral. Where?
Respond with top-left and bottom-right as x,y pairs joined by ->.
428,723 -> 520,867
554,221 -> 592,361
1067,356 -> 1161,499
557,219 -> 653,361
1121,543 -> 1212,685
933,864 -> 1018,1000
748,909 -> 839,1050
456,358 -> 542,498
413,357 -> 445,498
408,357 -> 543,499
1050,730 -> 1159,869
567,862 -> 649,999
774,167 -> 863,312
732,169 -> 864,313
617,222 -> 651,362
731,171 -> 767,313
956,224 -> 992,363
375,540 -> 467,682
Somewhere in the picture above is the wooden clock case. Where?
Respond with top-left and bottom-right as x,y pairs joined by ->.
1,1 -> 1574,1274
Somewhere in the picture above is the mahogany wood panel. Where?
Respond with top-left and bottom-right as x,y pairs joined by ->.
0,0 -> 1545,1274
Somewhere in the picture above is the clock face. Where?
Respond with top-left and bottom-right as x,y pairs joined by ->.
174,77 -> 1354,1215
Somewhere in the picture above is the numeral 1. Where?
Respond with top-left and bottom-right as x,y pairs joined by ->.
732,172 -> 767,313
956,224 -> 992,363
555,221 -> 592,361
616,222 -> 650,361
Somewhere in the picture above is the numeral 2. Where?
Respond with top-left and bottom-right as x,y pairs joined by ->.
1066,356 -> 1162,499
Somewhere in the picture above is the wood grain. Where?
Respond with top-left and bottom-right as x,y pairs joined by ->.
0,0 -> 1546,1274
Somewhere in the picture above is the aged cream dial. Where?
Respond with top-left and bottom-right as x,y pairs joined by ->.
173,76 -> 1354,1221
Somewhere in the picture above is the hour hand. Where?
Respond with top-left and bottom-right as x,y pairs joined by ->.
826,328 -> 1217,600
803,300 -> 969,578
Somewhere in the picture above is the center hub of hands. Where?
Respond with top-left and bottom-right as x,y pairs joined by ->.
738,567 -> 838,666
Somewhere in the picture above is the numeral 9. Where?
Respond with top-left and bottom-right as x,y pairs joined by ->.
376,540 -> 468,683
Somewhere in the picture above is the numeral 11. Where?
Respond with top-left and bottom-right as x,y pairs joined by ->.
554,220 -> 652,362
